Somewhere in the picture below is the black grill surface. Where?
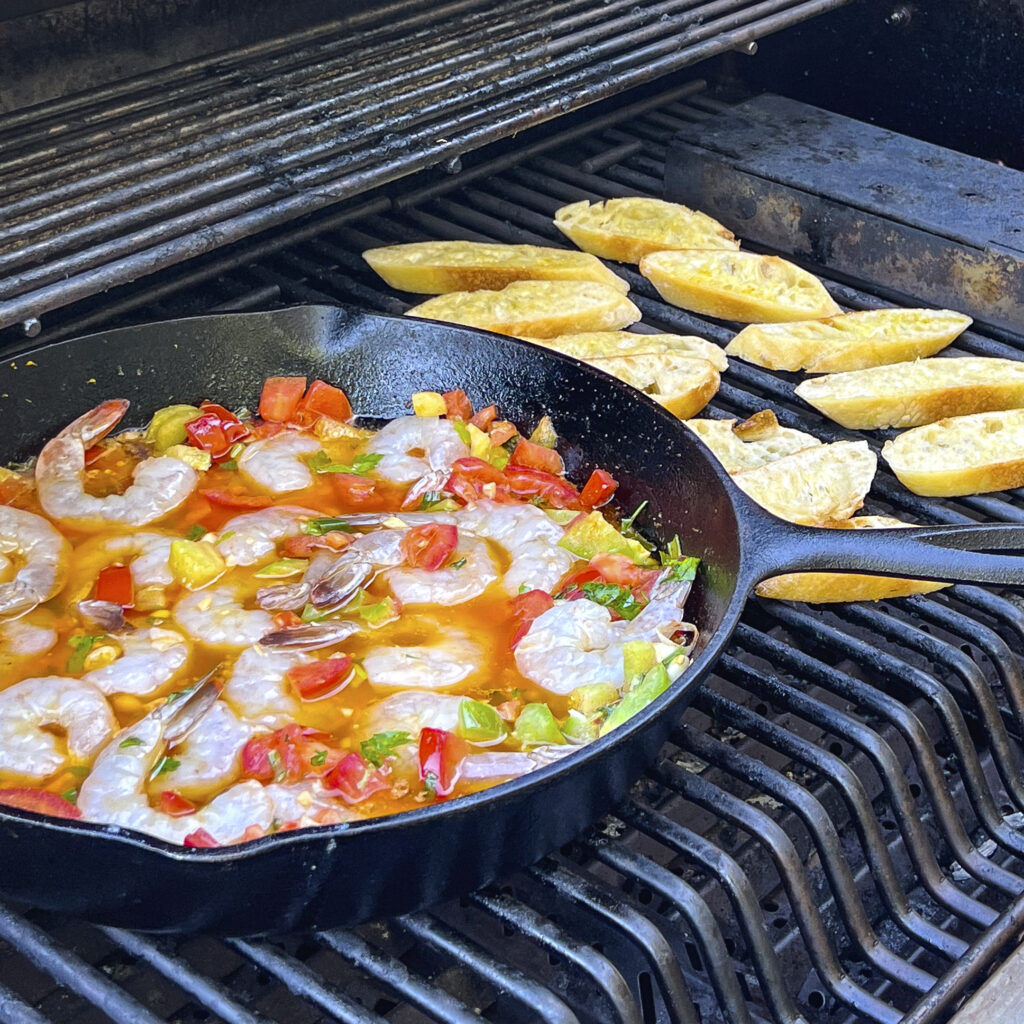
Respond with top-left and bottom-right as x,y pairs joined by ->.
2,85 -> 1024,1024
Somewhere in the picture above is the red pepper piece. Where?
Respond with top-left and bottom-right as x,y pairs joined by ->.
418,728 -> 467,798
324,752 -> 390,805
442,389 -> 473,421
286,656 -> 353,700
184,828 -> 219,848
184,402 -> 249,461
579,468 -> 618,508
509,438 -> 564,476
468,404 -> 497,431
159,790 -> 197,817
199,489 -> 273,509
258,376 -> 307,423
241,724 -> 338,783
282,532 -> 351,558
0,788 -> 81,819
503,465 -> 581,509
400,523 -> 459,570
95,564 -> 134,608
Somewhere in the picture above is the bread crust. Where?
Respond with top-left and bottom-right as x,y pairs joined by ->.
684,412 -> 821,473
522,331 -> 728,371
639,250 -> 841,323
363,241 -> 629,294
795,357 -> 1024,429
405,280 -> 640,338
727,308 -> 972,373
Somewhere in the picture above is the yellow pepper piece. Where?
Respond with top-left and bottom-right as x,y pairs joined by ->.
412,391 -> 447,416
164,444 -> 212,471
168,540 -> 226,590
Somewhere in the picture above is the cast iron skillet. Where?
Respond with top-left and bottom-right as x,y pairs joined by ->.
1,304 -> 1023,936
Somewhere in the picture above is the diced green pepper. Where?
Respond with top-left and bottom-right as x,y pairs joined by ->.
568,682 -> 620,715
529,415 -> 558,449
168,539 -> 226,589
562,710 -> 600,744
253,558 -> 307,579
457,699 -> 506,743
145,404 -> 203,452
599,663 -> 671,736
513,703 -> 565,746
622,640 -> 658,685
558,511 -> 655,566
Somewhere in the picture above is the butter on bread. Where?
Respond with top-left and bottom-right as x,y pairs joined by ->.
586,352 -> 720,419
553,197 -> 738,263
363,240 -> 628,294
405,280 -> 640,338
640,249 -> 841,323
727,308 -> 972,373
523,330 -> 728,372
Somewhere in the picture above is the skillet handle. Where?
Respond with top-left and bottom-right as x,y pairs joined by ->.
741,510 -> 1024,590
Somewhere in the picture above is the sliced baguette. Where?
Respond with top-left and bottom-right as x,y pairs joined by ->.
405,280 -> 640,338
882,408 -> 1024,496
553,197 -> 738,263
731,441 -> 876,525
523,331 -> 728,372
640,250 -> 841,323
727,308 -> 972,373
685,410 -> 821,473
795,356 -> 1024,430
586,353 -> 719,419
362,241 -> 629,295
755,515 -> 948,602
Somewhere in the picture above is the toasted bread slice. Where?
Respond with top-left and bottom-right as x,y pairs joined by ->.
727,308 -> 972,373
523,331 -> 728,372
405,281 -> 640,338
731,441 -> 876,525
882,408 -> 1024,496
795,356 -> 1024,430
639,250 -> 841,323
553,197 -> 738,263
363,241 -> 629,295
756,515 -> 948,602
685,410 -> 821,473
586,353 -> 719,419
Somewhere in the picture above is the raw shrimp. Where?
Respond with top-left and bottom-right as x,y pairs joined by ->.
455,500 -> 574,595
356,690 -> 466,738
161,701 -> 253,800
91,532 -> 175,586
0,615 -> 58,658
36,400 -> 198,528
365,416 -> 468,486
0,676 -> 115,780
514,600 -> 625,696
385,534 -> 498,606
174,585 -> 274,649
363,631 -> 484,691
216,506 -> 316,566
221,645 -> 306,728
237,433 -> 320,494
83,626 -> 191,697
460,745 -> 576,781
0,507 -> 70,619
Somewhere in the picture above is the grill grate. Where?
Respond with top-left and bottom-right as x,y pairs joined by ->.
3,85 -> 1024,1024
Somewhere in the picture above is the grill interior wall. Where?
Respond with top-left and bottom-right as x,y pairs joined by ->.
3,84 -> 1024,1024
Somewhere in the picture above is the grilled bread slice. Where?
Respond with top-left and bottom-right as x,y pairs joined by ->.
727,308 -> 972,373
685,410 -> 821,473
586,353 -> 719,419
523,330 -> 728,372
795,356 -> 1024,430
363,241 -> 629,295
755,515 -> 948,602
639,250 -> 841,323
731,441 -> 876,525
882,408 -> 1024,496
405,280 -> 640,338
553,197 -> 738,263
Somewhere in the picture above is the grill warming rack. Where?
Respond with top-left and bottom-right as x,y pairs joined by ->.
3,87 -> 1024,1024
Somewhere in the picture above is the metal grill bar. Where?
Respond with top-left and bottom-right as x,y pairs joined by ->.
0,981 -> 50,1024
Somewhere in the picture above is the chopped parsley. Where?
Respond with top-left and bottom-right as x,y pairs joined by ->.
423,771 -> 439,796
620,500 -> 648,532
119,736 -> 143,749
556,582 -> 647,621
450,557 -> 467,569
61,789 -> 78,805
221,459 -> 238,471
152,756 -> 180,777
360,730 -> 412,767
67,634 -> 101,674
184,524 -> 206,541
310,750 -> 328,767
307,451 -> 383,476
267,749 -> 287,783
662,555 -> 700,582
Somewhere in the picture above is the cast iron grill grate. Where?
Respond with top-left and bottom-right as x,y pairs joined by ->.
2,85 -> 1024,1024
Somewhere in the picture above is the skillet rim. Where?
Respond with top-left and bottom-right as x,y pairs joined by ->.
0,304 -> 748,864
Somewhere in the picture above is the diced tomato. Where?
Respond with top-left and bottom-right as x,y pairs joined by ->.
589,552 -> 661,591
324,752 -> 390,805
95,564 -> 134,608
503,466 -> 580,509
185,402 -> 249,460
297,380 -> 353,424
245,420 -> 285,442
287,656 -> 353,700
400,523 -> 458,570
184,828 -> 219,848
241,724 -> 339,783
0,788 -> 81,820
273,610 -> 303,630
200,489 -> 273,509
241,824 -> 266,842
159,790 -> 197,817
442,389 -> 473,421
496,699 -> 522,722
329,473 -> 377,504
258,377 -> 307,423
469,404 -> 497,431
282,532 -> 351,558
418,728 -> 467,798
509,588 -> 555,648
489,421 -> 519,445
556,565 -> 603,596
509,438 -> 563,476
579,468 -> 618,509
445,456 -> 510,504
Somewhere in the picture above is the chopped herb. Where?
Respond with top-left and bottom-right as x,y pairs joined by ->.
184,524 -> 206,541
664,535 -> 683,561
423,770 -> 439,796
61,789 -> 78,804
152,756 -> 180,777
227,442 -> 246,459
254,557 -> 307,579
558,581 -> 647,621
301,516 -> 356,536
300,603 -> 331,623
418,490 -> 443,509
620,500 -> 648,532
663,555 -> 700,582
310,749 -> 328,767
360,730 -> 412,767
307,451 -> 383,476
218,530 -> 235,543
221,459 -> 238,471
450,557 -> 467,569
267,749 -> 287,783
267,819 -> 282,834
518,583 -> 529,594
119,736 -> 143,749
67,634 -> 101,673
451,421 -> 471,445
68,765 -> 90,778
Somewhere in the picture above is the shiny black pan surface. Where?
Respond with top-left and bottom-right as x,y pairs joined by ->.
1,305 -> 1022,935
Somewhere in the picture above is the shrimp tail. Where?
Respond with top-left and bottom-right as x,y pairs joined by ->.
63,399 -> 130,446
259,621 -> 360,651
309,558 -> 374,609
159,668 -> 222,744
